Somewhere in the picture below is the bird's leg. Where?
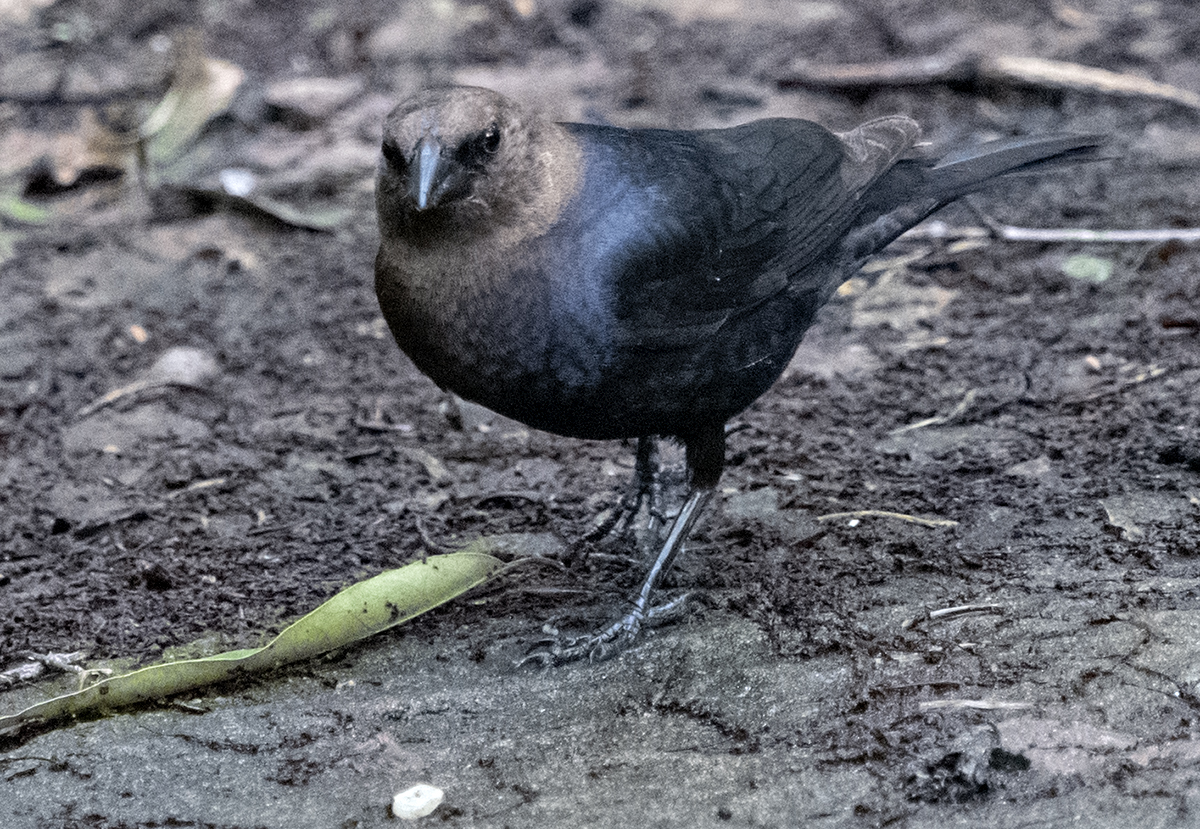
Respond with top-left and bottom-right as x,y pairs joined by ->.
587,436 -> 667,539
525,424 -> 725,666
525,485 -> 714,666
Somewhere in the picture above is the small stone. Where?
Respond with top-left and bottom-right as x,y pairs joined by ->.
145,346 -> 219,387
392,784 -> 444,820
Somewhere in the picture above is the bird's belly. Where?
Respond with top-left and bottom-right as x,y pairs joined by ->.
400,308 -> 793,442
391,280 -> 628,438
383,261 -> 805,442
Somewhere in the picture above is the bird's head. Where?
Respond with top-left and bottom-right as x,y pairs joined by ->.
376,86 -> 580,246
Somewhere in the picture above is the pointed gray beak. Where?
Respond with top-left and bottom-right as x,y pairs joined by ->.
413,135 -> 442,211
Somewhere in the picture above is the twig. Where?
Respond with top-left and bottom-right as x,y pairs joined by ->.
1058,365 -> 1167,406
989,53 -> 1200,111
0,651 -> 93,689
992,226 -> 1200,244
928,603 -> 1003,621
780,53 -> 1200,113
816,510 -> 959,528
164,477 -> 228,499
516,586 -> 591,597
76,347 -> 218,420
902,603 -> 1004,629
969,197 -> 1200,245
919,698 -> 1034,711
904,221 -> 1200,245
890,389 -> 978,435
76,379 -> 182,420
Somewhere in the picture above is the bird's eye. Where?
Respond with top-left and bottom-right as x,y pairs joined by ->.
482,123 -> 501,154
381,140 -> 405,169
457,125 -> 502,169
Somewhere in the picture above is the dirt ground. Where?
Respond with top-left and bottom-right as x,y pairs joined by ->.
2,0 -> 1200,826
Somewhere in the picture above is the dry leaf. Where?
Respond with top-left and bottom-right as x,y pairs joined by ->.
142,31 -> 245,165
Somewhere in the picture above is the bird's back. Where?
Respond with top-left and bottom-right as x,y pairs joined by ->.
509,116 -> 928,438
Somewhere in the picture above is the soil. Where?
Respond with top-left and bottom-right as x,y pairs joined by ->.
2,0 -> 1200,827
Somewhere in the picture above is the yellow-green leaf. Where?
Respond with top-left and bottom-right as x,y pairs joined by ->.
1061,254 -> 1114,284
0,550 -> 502,734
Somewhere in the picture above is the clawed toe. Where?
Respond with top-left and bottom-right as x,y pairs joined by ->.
518,592 -> 694,667
527,484 -> 712,668
519,623 -> 638,667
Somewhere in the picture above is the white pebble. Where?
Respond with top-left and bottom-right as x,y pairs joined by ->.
392,784 -> 444,820
145,346 -> 219,386
219,167 -> 257,197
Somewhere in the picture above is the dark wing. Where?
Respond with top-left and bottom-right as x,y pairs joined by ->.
560,117 -> 920,350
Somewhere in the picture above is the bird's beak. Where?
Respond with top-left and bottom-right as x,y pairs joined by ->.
412,134 -> 442,211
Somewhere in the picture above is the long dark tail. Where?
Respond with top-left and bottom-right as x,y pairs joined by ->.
845,132 -> 1104,260
923,133 -> 1104,198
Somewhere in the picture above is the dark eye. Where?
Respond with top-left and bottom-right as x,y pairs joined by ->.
482,123 -> 501,153
457,124 -> 502,169
381,139 -> 405,169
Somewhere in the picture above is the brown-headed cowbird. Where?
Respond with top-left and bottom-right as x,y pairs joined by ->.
374,86 -> 1100,664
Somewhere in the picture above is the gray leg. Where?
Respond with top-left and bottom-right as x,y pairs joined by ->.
524,486 -> 714,666
587,436 -> 667,539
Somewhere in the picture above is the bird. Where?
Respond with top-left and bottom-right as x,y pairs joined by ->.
373,85 -> 1100,665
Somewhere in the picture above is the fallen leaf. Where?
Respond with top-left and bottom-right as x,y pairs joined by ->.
1061,254 -> 1114,283
142,31 -> 245,166
0,548 -> 505,734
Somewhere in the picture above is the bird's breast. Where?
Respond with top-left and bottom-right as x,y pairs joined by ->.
376,236 -> 622,434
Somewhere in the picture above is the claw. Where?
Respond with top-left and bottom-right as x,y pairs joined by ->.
526,481 -> 716,668
517,592 -> 695,667
643,591 -> 691,625
586,437 -> 666,540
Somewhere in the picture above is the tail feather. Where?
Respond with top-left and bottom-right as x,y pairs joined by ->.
924,133 -> 1104,199
842,132 -> 1104,262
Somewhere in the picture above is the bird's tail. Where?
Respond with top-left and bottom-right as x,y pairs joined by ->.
844,132 -> 1104,260
923,133 -> 1104,199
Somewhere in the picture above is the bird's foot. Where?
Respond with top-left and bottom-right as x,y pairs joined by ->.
586,482 -> 667,541
586,437 -> 668,541
519,593 -> 691,667
527,485 -> 713,667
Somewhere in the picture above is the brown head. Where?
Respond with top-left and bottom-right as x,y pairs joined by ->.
375,86 -> 582,249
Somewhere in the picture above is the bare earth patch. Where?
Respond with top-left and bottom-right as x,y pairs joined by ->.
2,0 -> 1199,826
